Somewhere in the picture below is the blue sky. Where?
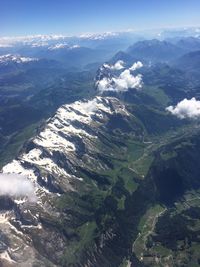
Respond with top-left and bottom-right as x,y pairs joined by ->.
1,0 -> 200,36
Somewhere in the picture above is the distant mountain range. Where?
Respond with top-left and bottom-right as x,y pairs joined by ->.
111,37 -> 200,64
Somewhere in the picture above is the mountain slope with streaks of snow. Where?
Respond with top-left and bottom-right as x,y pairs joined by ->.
0,95 -> 143,266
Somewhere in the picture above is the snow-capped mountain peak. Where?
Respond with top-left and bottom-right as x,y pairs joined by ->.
0,93 -> 142,265
79,31 -> 118,40
48,43 -> 81,50
0,54 -> 38,64
2,96 -> 129,195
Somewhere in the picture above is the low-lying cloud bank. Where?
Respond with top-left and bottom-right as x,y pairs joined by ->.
166,97 -> 200,119
0,173 -> 36,202
97,61 -> 143,93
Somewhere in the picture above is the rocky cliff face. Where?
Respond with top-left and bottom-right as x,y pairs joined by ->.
0,96 -> 144,266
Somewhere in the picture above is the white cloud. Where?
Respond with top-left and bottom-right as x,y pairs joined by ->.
0,173 -> 36,202
129,61 -> 143,71
113,69 -> 143,91
104,60 -> 125,70
166,97 -> 200,119
97,61 -> 143,93
113,60 -> 125,70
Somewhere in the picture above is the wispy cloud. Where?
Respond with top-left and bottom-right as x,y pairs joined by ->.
0,173 -> 36,202
166,97 -> 200,119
